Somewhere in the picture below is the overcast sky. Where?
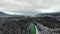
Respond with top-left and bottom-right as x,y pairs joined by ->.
0,0 -> 60,16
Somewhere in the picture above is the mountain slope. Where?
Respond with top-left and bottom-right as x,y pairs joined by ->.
37,12 -> 60,16
0,12 -> 24,17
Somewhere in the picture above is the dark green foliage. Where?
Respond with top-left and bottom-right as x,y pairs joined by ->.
29,23 -> 36,34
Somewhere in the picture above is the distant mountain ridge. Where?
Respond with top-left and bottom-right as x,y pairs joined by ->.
0,12 -> 9,16
0,12 -> 24,17
37,12 -> 60,17
0,12 -> 4,14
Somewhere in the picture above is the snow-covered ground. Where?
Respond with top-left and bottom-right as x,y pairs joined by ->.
35,23 -> 60,34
